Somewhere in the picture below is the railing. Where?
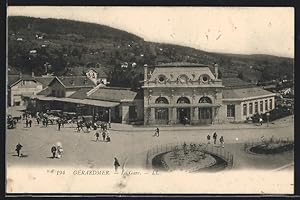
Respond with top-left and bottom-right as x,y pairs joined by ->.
244,136 -> 294,151
146,142 -> 234,170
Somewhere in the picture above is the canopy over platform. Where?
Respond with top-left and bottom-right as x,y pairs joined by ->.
31,95 -> 120,108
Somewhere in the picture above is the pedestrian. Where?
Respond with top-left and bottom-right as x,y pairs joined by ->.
57,146 -> 63,159
106,135 -> 111,142
61,119 -> 65,128
220,136 -> 224,148
207,134 -> 211,144
213,132 -> 217,144
45,118 -> 48,127
76,121 -> 81,132
36,117 -> 40,125
25,119 -> 28,128
153,127 -> 159,137
102,131 -> 106,141
259,117 -> 263,126
51,145 -> 57,159
57,119 -> 61,131
114,157 -> 121,173
29,119 -> 32,127
95,131 -> 100,141
15,143 -> 23,157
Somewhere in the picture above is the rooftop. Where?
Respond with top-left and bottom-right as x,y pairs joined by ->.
51,76 -> 95,88
87,87 -> 140,102
223,87 -> 275,100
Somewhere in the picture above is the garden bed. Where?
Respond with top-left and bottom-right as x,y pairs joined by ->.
249,142 -> 294,154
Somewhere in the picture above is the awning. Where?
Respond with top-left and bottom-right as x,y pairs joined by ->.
32,95 -> 119,108
148,103 -> 221,108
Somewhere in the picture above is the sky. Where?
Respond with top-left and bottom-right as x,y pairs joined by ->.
8,6 -> 294,58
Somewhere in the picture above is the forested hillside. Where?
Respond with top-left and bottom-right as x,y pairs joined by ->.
8,16 -> 294,90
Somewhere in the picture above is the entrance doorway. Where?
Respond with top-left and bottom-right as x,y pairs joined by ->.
177,108 -> 191,124
199,107 -> 212,124
177,97 -> 191,125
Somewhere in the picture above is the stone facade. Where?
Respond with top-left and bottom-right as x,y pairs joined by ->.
143,63 -> 224,125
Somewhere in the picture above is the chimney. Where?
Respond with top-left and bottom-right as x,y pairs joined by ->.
144,64 -> 148,81
214,63 -> 219,79
31,71 -> 35,77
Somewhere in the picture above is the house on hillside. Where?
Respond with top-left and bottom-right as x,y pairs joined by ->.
85,68 -> 108,85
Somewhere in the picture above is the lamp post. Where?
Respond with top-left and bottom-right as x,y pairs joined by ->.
266,112 -> 270,127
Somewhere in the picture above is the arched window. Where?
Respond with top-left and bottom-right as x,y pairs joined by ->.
177,97 -> 190,104
155,97 -> 169,121
177,74 -> 189,84
199,97 -> 212,104
155,97 -> 169,104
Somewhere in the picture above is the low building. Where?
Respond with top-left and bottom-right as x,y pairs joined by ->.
31,78 -> 143,124
8,73 -> 54,106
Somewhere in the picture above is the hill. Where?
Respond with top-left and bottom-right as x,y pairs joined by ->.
8,16 -> 294,90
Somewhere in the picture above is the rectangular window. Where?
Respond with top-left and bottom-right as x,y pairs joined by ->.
249,103 -> 253,115
254,102 -> 258,113
269,99 -> 273,110
265,100 -> 268,111
227,105 -> 235,117
243,104 -> 247,116
260,101 -> 263,112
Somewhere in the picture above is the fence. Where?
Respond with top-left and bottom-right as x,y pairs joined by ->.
146,142 -> 234,170
244,136 -> 294,151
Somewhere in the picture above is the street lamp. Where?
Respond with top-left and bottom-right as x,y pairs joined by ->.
266,112 -> 270,127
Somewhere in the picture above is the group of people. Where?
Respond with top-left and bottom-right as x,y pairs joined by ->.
207,132 -> 225,148
51,143 -> 64,159
94,127 -> 111,142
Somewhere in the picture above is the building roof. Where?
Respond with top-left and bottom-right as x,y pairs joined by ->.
8,74 -> 37,87
155,62 -> 209,67
222,87 -> 275,100
35,76 -> 55,87
50,76 -> 95,88
87,87 -> 138,102
222,77 -> 255,88
36,87 -> 52,96
68,88 -> 91,99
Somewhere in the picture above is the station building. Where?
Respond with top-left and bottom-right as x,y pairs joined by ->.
142,62 -> 275,125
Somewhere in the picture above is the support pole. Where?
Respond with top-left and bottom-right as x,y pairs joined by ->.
108,108 -> 111,128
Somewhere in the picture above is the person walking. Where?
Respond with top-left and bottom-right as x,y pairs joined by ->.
207,134 -> 211,144
29,119 -> 32,128
15,143 -> 23,157
220,136 -> 225,148
45,118 -> 48,127
25,119 -> 28,128
102,131 -> 106,141
95,131 -> 100,142
36,117 -> 40,125
57,146 -> 63,159
114,157 -> 121,173
51,145 -> 57,159
213,132 -> 217,145
57,119 -> 61,131
259,117 -> 263,126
